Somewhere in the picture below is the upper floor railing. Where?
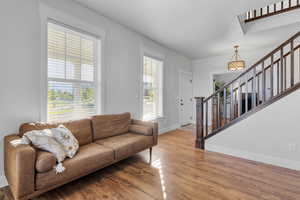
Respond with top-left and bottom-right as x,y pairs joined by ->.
195,31 -> 300,149
245,0 -> 300,23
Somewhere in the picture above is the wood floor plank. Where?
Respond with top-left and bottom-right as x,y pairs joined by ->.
1,129 -> 300,200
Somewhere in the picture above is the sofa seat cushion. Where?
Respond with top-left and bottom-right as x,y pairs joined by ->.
35,143 -> 114,190
36,151 -> 57,173
94,133 -> 154,160
91,113 -> 131,140
19,119 -> 93,146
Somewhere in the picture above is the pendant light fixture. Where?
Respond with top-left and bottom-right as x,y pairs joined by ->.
228,45 -> 245,71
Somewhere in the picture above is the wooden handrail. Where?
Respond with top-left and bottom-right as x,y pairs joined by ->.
245,0 -> 300,23
236,44 -> 300,90
195,31 -> 300,150
204,81 -> 300,140
206,44 -> 300,99
203,31 -> 300,103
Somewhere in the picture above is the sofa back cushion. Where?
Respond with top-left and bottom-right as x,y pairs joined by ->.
91,113 -> 131,140
19,119 -> 93,146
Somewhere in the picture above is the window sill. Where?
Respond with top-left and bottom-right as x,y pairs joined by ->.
143,116 -> 164,122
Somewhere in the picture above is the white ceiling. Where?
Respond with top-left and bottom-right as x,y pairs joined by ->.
73,0 -> 300,59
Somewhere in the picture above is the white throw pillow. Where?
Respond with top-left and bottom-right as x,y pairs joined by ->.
24,129 -> 66,162
17,129 -> 67,173
51,125 -> 79,158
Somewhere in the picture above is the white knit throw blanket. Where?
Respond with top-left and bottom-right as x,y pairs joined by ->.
10,131 -> 67,174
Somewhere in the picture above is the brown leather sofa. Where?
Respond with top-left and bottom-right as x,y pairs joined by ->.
4,112 -> 158,200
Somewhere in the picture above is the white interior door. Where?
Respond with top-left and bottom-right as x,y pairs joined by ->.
179,71 -> 193,126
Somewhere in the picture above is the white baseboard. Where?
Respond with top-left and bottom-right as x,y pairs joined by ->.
206,144 -> 300,171
0,174 -> 7,188
159,123 -> 180,135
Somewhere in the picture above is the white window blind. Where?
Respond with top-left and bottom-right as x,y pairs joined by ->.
143,55 -> 163,121
47,22 -> 99,122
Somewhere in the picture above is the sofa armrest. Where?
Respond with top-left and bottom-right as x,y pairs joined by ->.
4,134 -> 36,199
131,119 -> 158,145
129,124 -> 153,136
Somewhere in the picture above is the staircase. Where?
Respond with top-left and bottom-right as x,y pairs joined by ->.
195,31 -> 300,149
244,0 -> 300,23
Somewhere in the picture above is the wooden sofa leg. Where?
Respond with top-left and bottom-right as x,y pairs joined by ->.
149,147 -> 152,164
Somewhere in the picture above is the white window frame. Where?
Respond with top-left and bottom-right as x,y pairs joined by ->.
140,50 -> 165,121
39,3 -> 106,122
46,20 -> 100,122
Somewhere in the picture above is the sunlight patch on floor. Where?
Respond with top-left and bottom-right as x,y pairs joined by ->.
152,159 -> 167,199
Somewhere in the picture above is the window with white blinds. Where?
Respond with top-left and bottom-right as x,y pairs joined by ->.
143,55 -> 163,121
47,22 -> 99,122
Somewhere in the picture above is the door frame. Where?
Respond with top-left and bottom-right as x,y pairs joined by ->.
211,71 -> 241,128
178,70 -> 194,126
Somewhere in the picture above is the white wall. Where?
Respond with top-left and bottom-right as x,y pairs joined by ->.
0,0 -> 41,186
213,72 -> 241,85
0,0 -> 191,186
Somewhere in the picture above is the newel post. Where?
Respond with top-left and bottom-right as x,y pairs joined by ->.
195,97 -> 205,150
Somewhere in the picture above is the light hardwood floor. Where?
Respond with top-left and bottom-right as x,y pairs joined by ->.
1,129 -> 300,200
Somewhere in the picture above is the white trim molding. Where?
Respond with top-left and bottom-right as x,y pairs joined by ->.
159,123 -> 180,135
206,144 -> 300,171
39,1 -> 107,121
139,44 -> 165,121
